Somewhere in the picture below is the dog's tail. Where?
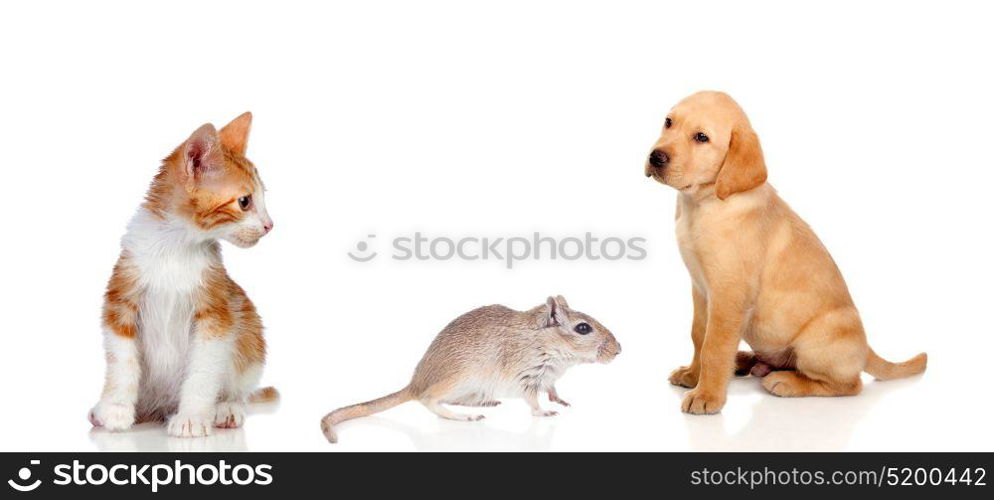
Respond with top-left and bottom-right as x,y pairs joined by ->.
320,387 -> 413,443
248,386 -> 280,403
864,348 -> 927,380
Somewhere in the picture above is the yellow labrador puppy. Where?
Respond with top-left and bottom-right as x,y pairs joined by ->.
645,91 -> 926,414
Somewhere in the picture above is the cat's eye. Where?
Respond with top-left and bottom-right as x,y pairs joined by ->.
237,195 -> 252,211
694,132 -> 709,143
664,117 -> 672,129
574,322 -> 592,335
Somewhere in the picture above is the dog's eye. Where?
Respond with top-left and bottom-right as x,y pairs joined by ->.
694,132 -> 709,143
237,195 -> 253,211
664,117 -> 672,129
574,322 -> 592,335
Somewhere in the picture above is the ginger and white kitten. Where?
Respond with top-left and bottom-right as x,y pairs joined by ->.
89,112 -> 277,438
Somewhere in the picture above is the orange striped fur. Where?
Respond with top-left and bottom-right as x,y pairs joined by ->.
90,113 -> 277,437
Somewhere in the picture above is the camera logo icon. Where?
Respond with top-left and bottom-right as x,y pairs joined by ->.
347,234 -> 378,262
8,460 -> 41,492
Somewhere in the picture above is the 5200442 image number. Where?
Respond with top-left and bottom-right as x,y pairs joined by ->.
886,467 -> 987,487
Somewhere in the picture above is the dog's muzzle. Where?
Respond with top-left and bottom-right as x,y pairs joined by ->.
648,149 -> 669,168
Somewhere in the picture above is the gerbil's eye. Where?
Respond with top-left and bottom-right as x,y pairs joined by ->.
664,117 -> 672,129
694,132 -> 709,143
237,195 -> 253,211
574,322 -> 592,335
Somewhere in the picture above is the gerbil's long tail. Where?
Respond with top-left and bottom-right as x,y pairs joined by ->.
248,386 -> 280,403
320,387 -> 413,443
864,348 -> 927,380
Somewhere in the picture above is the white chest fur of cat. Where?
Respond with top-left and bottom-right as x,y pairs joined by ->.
89,113 -> 277,438
127,211 -> 223,419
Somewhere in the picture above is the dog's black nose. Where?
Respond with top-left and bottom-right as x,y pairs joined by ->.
648,149 -> 669,168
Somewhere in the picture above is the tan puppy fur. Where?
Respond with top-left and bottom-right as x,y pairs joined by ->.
645,91 -> 926,414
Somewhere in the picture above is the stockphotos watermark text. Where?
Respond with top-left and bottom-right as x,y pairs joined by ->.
6,458 -> 272,493
347,232 -> 648,269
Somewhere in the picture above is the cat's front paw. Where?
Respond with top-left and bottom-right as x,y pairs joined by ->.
167,412 -> 213,438
89,401 -> 135,431
213,402 -> 245,429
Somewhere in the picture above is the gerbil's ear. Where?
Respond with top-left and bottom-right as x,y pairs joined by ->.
715,124 -> 767,200
219,111 -> 252,155
181,123 -> 224,185
543,296 -> 569,328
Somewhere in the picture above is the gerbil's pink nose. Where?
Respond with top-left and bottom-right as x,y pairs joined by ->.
263,220 -> 274,233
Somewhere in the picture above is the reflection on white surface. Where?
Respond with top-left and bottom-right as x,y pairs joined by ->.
680,375 -> 924,451
78,375 -> 939,452
339,415 -> 557,451
88,402 -> 279,452
90,423 -> 249,452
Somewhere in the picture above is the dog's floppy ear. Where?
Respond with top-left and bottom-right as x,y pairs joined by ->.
715,124 -> 767,200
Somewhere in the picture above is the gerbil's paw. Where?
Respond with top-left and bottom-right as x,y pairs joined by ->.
167,412 -> 214,438
478,400 -> 502,407
213,402 -> 246,429
762,372 -> 799,397
680,389 -> 725,415
532,410 -> 559,417
668,366 -> 699,388
89,401 -> 135,431
549,395 -> 571,407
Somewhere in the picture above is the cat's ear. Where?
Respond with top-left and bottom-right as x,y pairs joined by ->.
219,111 -> 252,155
181,123 -> 224,185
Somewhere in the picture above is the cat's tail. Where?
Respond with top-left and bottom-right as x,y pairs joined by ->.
248,386 -> 280,403
320,387 -> 413,443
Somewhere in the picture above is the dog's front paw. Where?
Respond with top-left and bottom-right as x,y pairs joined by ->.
213,402 -> 245,429
167,412 -> 213,438
89,401 -> 135,431
680,389 -> 725,415
669,366 -> 699,388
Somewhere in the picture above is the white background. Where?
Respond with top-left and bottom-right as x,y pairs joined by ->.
1,0 -> 992,452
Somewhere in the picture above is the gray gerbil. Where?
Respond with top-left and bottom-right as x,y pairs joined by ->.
321,295 -> 621,443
